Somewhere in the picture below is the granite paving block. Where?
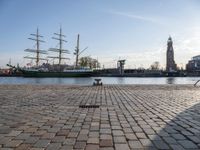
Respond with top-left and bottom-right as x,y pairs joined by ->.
46,143 -> 61,150
74,141 -> 86,149
33,140 -> 50,148
4,140 -> 23,148
100,139 -> 113,147
115,144 -> 130,150
85,144 -> 99,150
178,140 -> 198,149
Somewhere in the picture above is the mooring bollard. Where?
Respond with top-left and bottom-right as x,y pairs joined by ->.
93,78 -> 103,86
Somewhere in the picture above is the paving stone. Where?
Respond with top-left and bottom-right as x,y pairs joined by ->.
63,138 -> 76,145
113,136 -> 126,143
4,140 -> 23,148
77,134 -> 88,141
24,136 -> 39,144
163,137 -> 177,144
56,130 -> 69,136
128,140 -> 143,149
30,148 -> 45,150
87,138 -> 99,144
1,148 -> 15,150
24,127 -> 38,133
136,132 -> 147,139
100,139 -> 113,147
85,144 -> 99,150
101,129 -> 112,134
112,130 -> 124,136
67,132 -> 79,138
15,133 -> 30,140
188,136 -> 200,143
123,128 -> 133,133
48,127 -> 60,133
0,127 -> 11,134
125,133 -> 137,140
33,140 -> 50,148
115,144 -> 130,150
172,134 -> 186,140
89,132 -> 99,138
111,126 -> 121,130
41,133 -> 55,139
74,141 -> 86,149
46,143 -> 61,150
178,140 -> 198,149
0,137 -> 13,145
32,130 -> 46,136
100,134 -> 112,140
170,144 -> 185,150
140,138 -> 153,146
153,140 -> 170,149
100,148 -> 114,150
15,144 -> 32,150
51,136 -> 66,143
7,131 -> 22,137
60,145 -> 73,150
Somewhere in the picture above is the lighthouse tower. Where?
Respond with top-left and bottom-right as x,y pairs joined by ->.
166,36 -> 177,72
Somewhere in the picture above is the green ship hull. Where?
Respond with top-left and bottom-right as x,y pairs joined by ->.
21,70 -> 93,77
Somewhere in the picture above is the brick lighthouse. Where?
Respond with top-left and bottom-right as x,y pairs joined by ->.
166,36 -> 177,72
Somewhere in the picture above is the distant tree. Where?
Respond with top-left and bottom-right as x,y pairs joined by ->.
79,57 -> 89,67
79,56 -> 100,69
150,61 -> 160,70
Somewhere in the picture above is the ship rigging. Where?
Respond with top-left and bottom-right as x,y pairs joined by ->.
24,28 -> 47,67
48,27 -> 70,67
74,34 -> 88,68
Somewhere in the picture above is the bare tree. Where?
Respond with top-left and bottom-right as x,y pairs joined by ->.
150,61 -> 160,70
79,56 -> 100,69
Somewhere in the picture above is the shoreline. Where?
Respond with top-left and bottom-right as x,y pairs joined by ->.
0,84 -> 198,90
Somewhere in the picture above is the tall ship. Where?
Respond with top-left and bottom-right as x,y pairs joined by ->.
10,27 -> 93,77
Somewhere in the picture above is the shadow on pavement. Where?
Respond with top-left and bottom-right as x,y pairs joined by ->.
150,102 -> 200,149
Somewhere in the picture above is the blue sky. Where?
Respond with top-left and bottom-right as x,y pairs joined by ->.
1,0 -> 200,68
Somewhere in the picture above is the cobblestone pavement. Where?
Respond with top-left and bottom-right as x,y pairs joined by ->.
0,85 -> 200,150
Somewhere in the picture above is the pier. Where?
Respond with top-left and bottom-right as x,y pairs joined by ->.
0,85 -> 200,149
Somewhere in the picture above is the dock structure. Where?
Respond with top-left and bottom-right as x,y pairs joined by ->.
117,59 -> 126,75
0,85 -> 200,149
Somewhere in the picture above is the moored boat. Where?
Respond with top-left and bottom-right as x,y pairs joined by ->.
21,68 -> 93,77
19,27 -> 94,77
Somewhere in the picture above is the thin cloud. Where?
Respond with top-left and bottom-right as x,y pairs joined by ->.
109,10 -> 162,24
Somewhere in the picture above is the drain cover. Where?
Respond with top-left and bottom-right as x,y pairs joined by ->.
79,105 -> 100,108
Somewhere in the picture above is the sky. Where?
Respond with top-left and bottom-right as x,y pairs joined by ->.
1,0 -> 200,69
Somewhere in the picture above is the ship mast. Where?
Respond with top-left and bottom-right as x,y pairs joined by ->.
48,27 -> 69,67
24,28 -> 47,67
74,34 -> 88,68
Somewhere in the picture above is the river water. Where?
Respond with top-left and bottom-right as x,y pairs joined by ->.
0,77 -> 199,85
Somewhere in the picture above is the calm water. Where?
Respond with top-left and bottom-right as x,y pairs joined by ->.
0,77 -> 199,85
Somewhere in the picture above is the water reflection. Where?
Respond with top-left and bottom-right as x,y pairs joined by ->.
73,78 -> 93,85
117,77 -> 125,84
35,78 -> 42,84
0,77 -> 199,85
166,77 -> 175,84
